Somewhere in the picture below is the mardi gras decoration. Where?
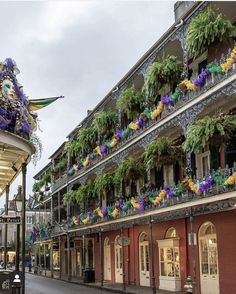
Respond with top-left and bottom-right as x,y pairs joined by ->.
224,172 -> 236,185
0,58 -> 37,139
65,169 -> 236,229
67,46 -> 236,176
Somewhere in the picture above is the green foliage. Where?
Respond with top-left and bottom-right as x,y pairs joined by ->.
183,114 -> 236,153
144,55 -> 182,104
65,140 -> 82,158
52,158 -> 67,174
92,111 -> 118,137
41,173 -> 51,186
114,157 -> 144,186
30,133 -> 43,166
94,173 -> 114,195
63,180 -> 96,205
186,8 -> 236,59
77,127 -> 98,156
117,86 -> 145,121
32,182 -> 41,193
144,137 -> 183,171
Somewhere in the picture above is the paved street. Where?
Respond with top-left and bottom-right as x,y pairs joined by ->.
25,274 -> 104,294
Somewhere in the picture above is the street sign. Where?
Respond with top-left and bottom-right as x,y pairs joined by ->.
0,216 -> 21,224
117,236 -> 130,246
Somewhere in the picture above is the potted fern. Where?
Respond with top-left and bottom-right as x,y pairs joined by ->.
117,86 -> 145,121
77,127 -> 98,156
114,157 -> 144,187
144,137 -> 183,171
94,173 -> 114,195
92,111 -> 118,140
186,8 -> 236,59
144,55 -> 182,104
183,114 -> 236,153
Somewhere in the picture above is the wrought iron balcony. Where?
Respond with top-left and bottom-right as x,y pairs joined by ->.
51,50 -> 236,193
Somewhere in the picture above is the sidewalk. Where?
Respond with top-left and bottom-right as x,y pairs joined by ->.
29,269 -> 185,294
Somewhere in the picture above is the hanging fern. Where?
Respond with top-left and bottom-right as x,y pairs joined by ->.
114,157 -> 144,187
183,114 -> 236,153
186,8 -> 236,59
92,111 -> 118,138
77,127 -> 98,156
144,55 -> 182,104
51,158 -> 67,174
65,140 -> 82,158
30,133 -> 43,166
39,173 -> 51,187
94,173 -> 114,195
117,86 -> 145,121
144,137 -> 183,171
63,190 -> 77,204
32,182 -> 41,193
63,180 -> 96,205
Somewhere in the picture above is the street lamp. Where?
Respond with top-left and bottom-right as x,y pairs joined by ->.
14,186 -> 23,213
13,186 -> 22,273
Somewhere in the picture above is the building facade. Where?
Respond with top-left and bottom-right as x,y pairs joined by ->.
32,2 -> 236,294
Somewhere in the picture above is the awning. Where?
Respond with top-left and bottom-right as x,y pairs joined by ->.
0,130 -> 35,196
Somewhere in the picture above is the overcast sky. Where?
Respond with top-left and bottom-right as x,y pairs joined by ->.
0,1 -> 175,207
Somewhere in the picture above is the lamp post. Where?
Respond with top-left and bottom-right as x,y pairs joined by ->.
14,186 -> 23,273
13,162 -> 27,294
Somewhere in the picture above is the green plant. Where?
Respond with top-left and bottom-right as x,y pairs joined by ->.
52,158 -> 67,174
40,173 -> 51,187
144,137 -> 183,171
144,55 -> 182,104
32,182 -> 41,193
64,190 -> 77,204
92,111 -> 118,137
65,140 -> 82,158
77,127 -> 98,156
94,173 -> 114,195
63,180 -> 96,206
114,157 -> 144,186
183,114 -> 236,153
117,86 -> 145,121
186,8 -> 236,59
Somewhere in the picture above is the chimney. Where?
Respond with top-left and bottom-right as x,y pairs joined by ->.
174,1 -> 195,22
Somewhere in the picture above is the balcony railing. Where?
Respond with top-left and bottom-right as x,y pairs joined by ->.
61,164 -> 236,230
52,49 -> 236,193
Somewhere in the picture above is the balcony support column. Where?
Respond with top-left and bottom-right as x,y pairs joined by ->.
149,217 -> 156,294
99,230 -> 104,287
121,225 -> 126,291
4,184 -> 9,269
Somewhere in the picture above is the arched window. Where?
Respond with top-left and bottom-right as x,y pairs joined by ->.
165,227 -> 178,238
139,232 -> 148,242
199,222 -> 216,237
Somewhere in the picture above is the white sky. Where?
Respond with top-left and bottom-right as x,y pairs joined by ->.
0,0 -> 175,208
